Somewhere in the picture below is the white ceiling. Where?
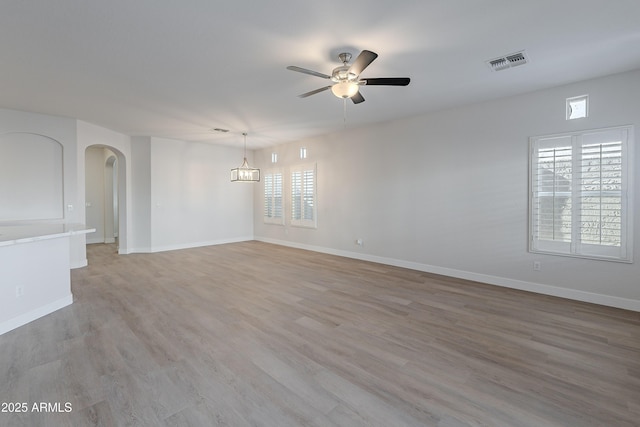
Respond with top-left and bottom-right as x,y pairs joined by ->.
1,1 -> 640,149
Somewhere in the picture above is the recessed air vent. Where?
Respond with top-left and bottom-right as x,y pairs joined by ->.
486,50 -> 529,72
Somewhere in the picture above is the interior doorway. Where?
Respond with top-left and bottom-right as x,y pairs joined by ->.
85,146 -> 123,251
104,155 -> 118,245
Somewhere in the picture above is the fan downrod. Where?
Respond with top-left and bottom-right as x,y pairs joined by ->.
338,52 -> 352,65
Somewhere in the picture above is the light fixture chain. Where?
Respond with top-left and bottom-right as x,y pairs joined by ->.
343,98 -> 347,127
243,132 -> 247,157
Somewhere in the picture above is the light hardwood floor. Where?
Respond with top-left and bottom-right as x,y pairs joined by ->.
1,241 -> 639,426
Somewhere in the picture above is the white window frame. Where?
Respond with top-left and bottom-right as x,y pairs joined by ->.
290,163 -> 317,228
566,95 -> 589,120
529,125 -> 634,262
263,168 -> 284,225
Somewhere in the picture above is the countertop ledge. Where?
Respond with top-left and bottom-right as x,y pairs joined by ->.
0,223 -> 95,247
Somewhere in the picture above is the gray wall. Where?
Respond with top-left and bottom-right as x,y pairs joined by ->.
145,136 -> 254,252
253,69 -> 640,310
0,109 -> 86,267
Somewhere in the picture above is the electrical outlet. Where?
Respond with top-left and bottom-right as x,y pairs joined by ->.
16,286 -> 24,298
533,261 -> 541,271
355,239 -> 363,246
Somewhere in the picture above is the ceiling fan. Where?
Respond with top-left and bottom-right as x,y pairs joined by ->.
287,50 -> 410,104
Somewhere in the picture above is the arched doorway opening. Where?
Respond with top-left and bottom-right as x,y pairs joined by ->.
104,155 -> 118,245
85,145 -> 126,252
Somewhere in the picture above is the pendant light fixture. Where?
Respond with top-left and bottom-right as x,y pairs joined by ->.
231,132 -> 260,182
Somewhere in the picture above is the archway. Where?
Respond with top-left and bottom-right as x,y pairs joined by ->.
0,132 -> 64,221
104,155 -> 118,244
85,145 -> 127,252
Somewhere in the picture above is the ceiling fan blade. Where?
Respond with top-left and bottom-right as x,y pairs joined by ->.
298,86 -> 331,98
286,66 -> 331,79
351,92 -> 365,104
349,50 -> 378,76
361,77 -> 410,86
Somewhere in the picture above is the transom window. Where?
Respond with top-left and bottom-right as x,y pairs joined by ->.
566,95 -> 588,120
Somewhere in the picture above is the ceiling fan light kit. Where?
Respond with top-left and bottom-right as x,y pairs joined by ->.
287,49 -> 410,104
331,81 -> 359,98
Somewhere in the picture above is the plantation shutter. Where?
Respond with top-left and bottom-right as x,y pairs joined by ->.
264,174 -> 273,217
577,130 -> 627,259
531,136 -> 573,254
529,126 -> 632,262
264,170 -> 284,224
291,163 -> 317,228
273,172 -> 283,219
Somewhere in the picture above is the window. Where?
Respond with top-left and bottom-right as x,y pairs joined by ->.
529,125 -> 633,262
264,169 -> 284,224
566,95 -> 588,120
291,163 -> 317,228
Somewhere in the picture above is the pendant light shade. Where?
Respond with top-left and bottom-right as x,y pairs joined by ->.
231,132 -> 260,182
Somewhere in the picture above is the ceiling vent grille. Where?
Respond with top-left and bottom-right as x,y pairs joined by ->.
486,50 -> 528,72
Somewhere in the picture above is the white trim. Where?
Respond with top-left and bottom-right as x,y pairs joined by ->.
141,236 -> 254,254
255,237 -> 640,312
122,247 -> 146,254
529,125 -> 634,262
0,295 -> 73,336
566,94 -> 589,120
263,168 -> 285,225
290,162 -> 317,228
71,258 -> 88,269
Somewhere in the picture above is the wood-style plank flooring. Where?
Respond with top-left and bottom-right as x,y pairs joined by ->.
1,241 -> 639,426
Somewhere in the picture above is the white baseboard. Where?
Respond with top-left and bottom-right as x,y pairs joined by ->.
124,236 -> 254,254
71,258 -> 88,269
0,295 -> 73,336
255,237 -> 640,312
